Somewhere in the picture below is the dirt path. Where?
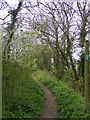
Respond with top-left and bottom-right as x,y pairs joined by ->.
33,77 -> 57,119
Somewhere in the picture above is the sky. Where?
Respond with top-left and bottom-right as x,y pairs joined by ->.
5,0 -> 19,5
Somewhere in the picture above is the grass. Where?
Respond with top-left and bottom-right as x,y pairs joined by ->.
34,70 -> 89,119
2,60 -> 44,118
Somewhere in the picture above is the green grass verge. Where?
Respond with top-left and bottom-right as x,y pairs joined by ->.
2,60 -> 44,118
35,70 -> 89,119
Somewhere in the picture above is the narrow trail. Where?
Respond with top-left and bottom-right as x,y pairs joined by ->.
33,77 -> 57,119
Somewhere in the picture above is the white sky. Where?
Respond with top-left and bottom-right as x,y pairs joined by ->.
5,0 -> 19,5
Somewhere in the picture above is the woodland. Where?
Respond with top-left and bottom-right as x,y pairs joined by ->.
0,0 -> 90,119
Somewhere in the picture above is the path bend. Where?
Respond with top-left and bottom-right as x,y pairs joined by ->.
33,77 -> 57,119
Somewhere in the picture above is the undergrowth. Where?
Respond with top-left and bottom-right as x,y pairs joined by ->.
35,70 -> 89,119
2,60 -> 44,118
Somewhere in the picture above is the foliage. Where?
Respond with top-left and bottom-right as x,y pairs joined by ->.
35,44 -> 52,71
2,60 -> 44,118
55,67 -> 84,96
34,70 -> 89,118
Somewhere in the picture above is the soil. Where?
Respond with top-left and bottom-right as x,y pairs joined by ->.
33,77 -> 58,119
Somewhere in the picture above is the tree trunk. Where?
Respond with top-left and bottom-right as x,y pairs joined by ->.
4,1 -> 23,59
69,55 -> 79,81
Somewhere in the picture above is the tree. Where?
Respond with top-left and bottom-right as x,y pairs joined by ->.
33,43 -> 52,71
2,0 -> 23,59
27,1 -> 79,80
